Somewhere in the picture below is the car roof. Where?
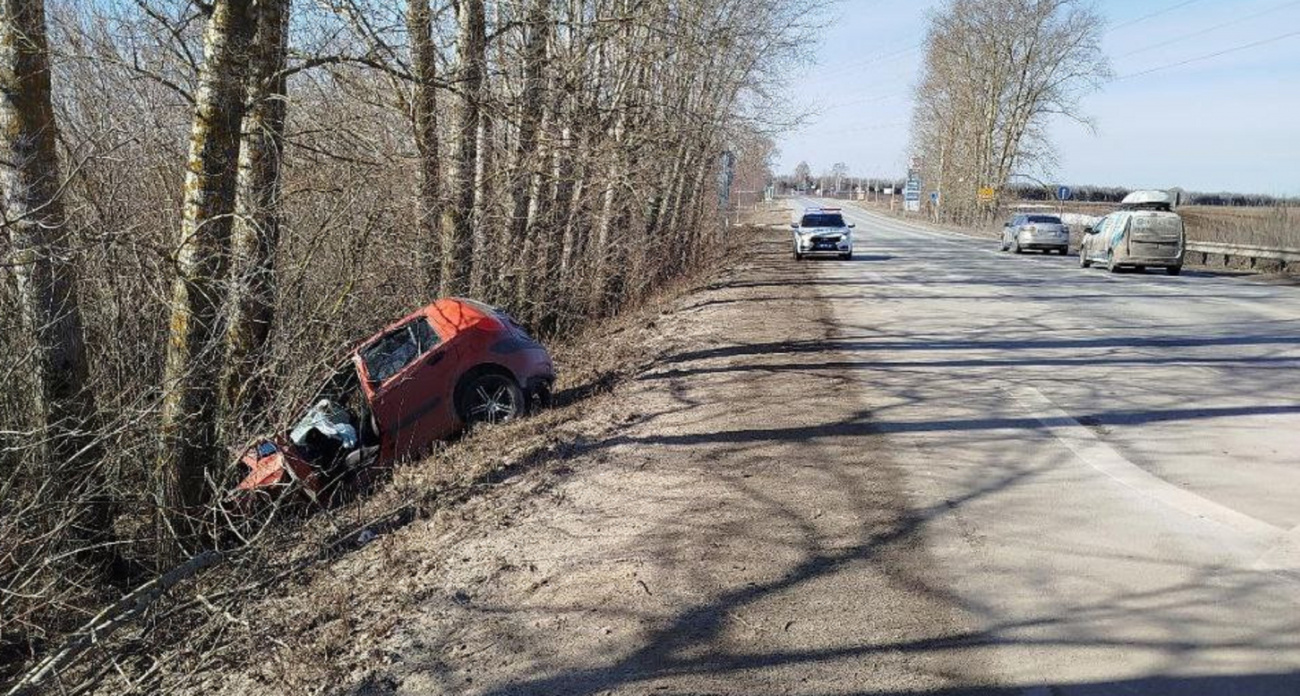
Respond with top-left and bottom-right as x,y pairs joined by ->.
354,298 -> 493,354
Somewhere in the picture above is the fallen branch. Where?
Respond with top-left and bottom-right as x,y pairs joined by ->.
5,550 -> 223,696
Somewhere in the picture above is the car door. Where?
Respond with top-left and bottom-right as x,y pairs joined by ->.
360,315 -> 459,461
1084,215 -> 1106,259
1004,215 -> 1019,246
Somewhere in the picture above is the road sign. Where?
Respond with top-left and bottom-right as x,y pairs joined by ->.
1057,185 -> 1072,202
978,186 -> 995,203
930,191 -> 940,204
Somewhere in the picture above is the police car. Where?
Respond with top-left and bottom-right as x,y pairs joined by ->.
790,207 -> 855,260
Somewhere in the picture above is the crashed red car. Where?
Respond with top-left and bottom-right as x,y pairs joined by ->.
230,298 -> 554,507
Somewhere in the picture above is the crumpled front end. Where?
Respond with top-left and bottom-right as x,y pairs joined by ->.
225,440 -> 324,514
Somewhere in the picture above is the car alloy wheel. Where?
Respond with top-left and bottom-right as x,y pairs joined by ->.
462,374 -> 523,426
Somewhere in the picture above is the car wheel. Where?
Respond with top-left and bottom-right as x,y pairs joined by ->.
1079,248 -> 1091,268
1012,235 -> 1022,254
1166,265 -> 1182,276
1059,247 -> 1070,256
839,252 -> 852,260
1106,251 -> 1120,273
999,238 -> 1009,252
459,373 -> 524,427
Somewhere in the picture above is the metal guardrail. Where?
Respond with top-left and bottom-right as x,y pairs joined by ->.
1185,241 -> 1300,269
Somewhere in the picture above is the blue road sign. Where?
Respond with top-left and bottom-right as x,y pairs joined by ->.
1057,185 -> 1072,201
930,191 -> 940,203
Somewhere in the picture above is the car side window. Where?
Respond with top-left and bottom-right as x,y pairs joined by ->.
360,318 -> 441,384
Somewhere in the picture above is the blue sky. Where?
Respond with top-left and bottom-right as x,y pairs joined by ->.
776,0 -> 1300,195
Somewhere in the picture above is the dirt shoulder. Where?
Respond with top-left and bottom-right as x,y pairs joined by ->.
108,224 -> 988,696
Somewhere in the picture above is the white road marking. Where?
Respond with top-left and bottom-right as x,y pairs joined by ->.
1010,384 -> 1298,563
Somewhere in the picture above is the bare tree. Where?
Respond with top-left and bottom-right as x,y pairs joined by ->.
911,0 -> 1109,223
407,0 -> 442,298
0,0 -> 109,555
157,0 -> 255,553
222,0 -> 291,430
439,0 -> 485,297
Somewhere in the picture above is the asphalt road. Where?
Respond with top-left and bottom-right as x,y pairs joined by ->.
800,198 -> 1300,694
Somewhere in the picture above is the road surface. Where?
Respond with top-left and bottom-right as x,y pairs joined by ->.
297,201 -> 1300,696
802,198 -> 1300,693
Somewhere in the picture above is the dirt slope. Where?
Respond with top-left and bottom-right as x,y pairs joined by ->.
155,227 -> 992,696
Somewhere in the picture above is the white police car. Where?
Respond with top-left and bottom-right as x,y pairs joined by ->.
790,207 -> 855,260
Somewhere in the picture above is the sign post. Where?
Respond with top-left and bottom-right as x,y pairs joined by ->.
904,170 -> 922,213
1056,185 -> 1071,216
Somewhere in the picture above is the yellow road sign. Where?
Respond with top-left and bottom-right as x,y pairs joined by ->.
978,186 -> 996,202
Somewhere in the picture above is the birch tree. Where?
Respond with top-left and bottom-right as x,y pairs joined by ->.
222,0 -> 291,429
911,0 -> 1109,223
439,0 -> 484,297
0,0 -> 108,554
157,0 -> 255,551
407,0 -> 441,297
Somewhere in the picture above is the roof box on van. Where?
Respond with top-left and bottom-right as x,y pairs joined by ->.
1120,190 -> 1175,211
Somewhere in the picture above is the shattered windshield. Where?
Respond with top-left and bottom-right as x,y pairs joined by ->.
290,400 -> 358,449
360,317 -> 440,383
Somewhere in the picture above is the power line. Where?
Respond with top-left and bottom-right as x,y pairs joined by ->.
812,42 -> 924,80
1115,28 -> 1300,80
1117,0 -> 1300,58
1109,0 -> 1205,32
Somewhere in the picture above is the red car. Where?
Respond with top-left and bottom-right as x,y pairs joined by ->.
230,298 -> 555,507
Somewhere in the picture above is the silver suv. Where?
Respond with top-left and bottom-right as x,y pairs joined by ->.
1000,213 -> 1070,255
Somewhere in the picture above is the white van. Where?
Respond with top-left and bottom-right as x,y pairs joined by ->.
1079,190 -> 1185,275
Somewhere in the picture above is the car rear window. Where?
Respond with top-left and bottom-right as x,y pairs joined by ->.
1026,215 -> 1062,224
1130,215 -> 1182,235
361,317 -> 440,383
800,214 -> 845,228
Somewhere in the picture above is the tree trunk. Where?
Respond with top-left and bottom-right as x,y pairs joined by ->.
439,0 -> 485,297
508,0 -> 550,249
407,0 -> 441,298
157,0 -> 255,555
0,0 -> 109,557
590,114 -> 625,309
221,0 -> 290,433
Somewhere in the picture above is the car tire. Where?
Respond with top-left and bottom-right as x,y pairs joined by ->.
999,239 -> 1009,252
839,252 -> 852,260
1012,236 -> 1022,254
1058,247 -> 1069,256
1106,251 -> 1120,273
1079,248 -> 1091,268
1166,265 -> 1182,276
458,373 -> 524,427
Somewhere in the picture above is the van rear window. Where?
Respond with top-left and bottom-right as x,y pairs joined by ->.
1026,215 -> 1062,224
1131,216 -> 1182,234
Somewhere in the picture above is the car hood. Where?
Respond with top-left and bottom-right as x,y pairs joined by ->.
228,438 -> 322,507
